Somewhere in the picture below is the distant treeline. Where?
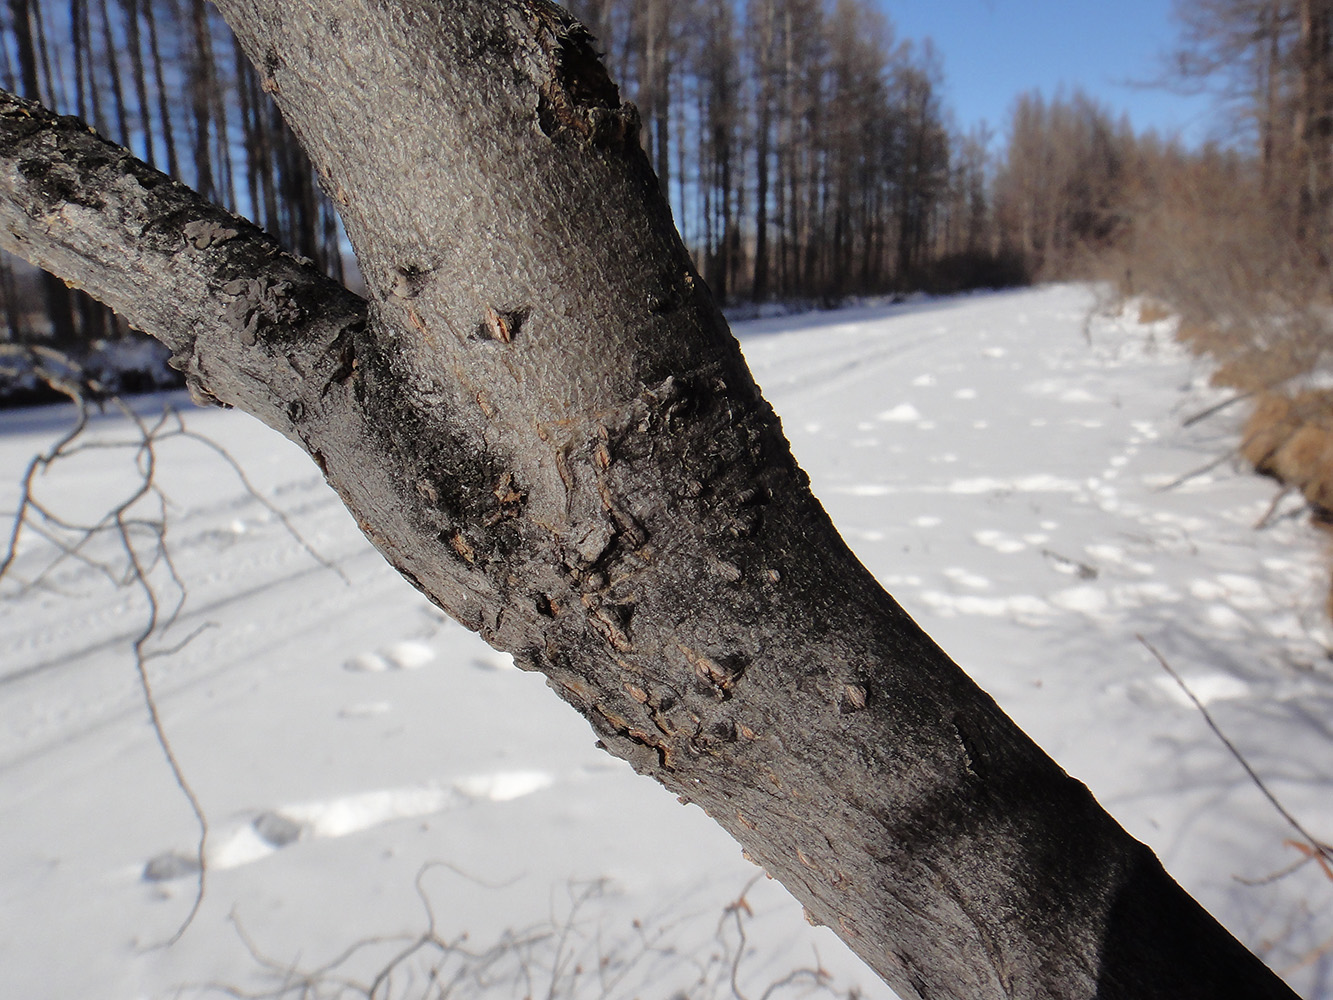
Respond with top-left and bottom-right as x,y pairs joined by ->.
0,0 -> 1021,362
1,0 -> 1328,368
562,0 -> 1014,302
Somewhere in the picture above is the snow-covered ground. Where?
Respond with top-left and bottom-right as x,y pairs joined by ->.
3,284 -> 1333,998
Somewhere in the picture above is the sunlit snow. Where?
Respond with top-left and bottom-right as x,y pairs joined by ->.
3,284 -> 1333,998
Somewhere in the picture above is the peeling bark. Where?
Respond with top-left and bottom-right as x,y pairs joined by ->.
0,2 -> 1302,997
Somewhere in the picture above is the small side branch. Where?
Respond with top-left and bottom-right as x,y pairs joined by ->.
1183,391 -> 1256,429
0,89 -> 368,430
1154,449 -> 1238,493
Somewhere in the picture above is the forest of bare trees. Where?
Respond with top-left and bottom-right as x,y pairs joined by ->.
549,0 -> 1010,300
0,0 -> 1025,380
2,1 -> 1332,994
3,0 -> 1332,400
0,0 -> 341,383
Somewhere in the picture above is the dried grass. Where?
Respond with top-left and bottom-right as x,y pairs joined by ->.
1241,393 -> 1302,474
1239,391 -> 1333,517
1115,148 -> 1333,615
1137,300 -> 1174,324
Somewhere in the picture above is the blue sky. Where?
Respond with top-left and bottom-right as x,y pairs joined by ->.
880,0 -> 1228,146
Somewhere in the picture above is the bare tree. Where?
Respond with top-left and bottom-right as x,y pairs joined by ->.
1167,0 -> 1333,255
0,2 -> 1303,998
993,90 -> 1133,279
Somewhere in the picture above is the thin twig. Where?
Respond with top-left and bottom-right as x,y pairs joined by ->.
1137,636 -> 1333,874
193,868 -> 861,999
4,381 -> 349,946
0,394 -> 88,580
721,874 -> 764,1000
1254,486 -> 1295,530
1154,450 -> 1238,493
1183,391 -> 1255,429
111,408 -> 209,946
172,415 -> 348,584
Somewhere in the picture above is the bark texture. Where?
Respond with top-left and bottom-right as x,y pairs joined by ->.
0,3 -> 1302,998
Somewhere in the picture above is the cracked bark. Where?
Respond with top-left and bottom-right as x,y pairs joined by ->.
0,3 -> 1301,998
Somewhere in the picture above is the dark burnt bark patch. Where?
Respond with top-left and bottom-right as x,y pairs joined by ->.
355,330 -> 506,547
17,155 -> 98,208
528,0 -> 637,147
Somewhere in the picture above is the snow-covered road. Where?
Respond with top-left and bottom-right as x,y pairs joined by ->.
3,284 -> 1332,998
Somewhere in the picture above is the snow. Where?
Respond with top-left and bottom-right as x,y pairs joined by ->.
3,284 -> 1333,998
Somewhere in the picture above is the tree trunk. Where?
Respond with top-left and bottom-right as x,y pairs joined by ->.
144,0 -> 179,179
9,0 -> 78,348
187,0 -> 216,201
0,2 -> 1303,998
98,0 -> 133,146
122,0 -> 157,169
1297,0 -> 1333,259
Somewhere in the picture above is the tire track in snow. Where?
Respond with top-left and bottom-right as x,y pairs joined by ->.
0,545 -> 390,773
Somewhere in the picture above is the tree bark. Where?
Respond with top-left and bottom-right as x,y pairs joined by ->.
0,2 -> 1303,998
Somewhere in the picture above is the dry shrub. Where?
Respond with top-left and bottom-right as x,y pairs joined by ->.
1211,336 -> 1326,391
1176,319 -> 1224,353
195,871 -> 863,1000
1271,424 -> 1332,494
1115,146 -> 1332,393
1241,390 -> 1333,517
1138,300 -> 1174,324
1242,393 -> 1302,473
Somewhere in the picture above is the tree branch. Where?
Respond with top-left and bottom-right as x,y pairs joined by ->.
0,3 -> 1304,995
0,90 -> 367,433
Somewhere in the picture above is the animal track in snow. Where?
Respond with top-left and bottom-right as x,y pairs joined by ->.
1114,673 -> 1252,709
342,639 -> 436,673
943,567 -> 990,590
917,591 -> 1052,622
1188,574 -> 1276,612
876,403 -> 922,423
973,529 -> 1026,554
831,475 -> 1087,500
142,770 -> 558,882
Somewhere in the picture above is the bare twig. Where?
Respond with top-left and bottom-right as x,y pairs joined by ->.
1137,636 -> 1333,881
2,369 -> 344,947
1254,486 -> 1296,530
715,873 -> 766,1000
1279,927 -> 1333,976
192,869 -> 862,999
1183,391 -> 1255,429
1154,449 -> 1238,493
172,418 -> 349,585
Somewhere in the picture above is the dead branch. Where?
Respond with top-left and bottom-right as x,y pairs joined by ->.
2,358 -> 344,946
1254,486 -> 1297,530
1183,391 -> 1257,429
192,867 -> 863,1000
1154,449 -> 1240,493
1137,636 -> 1333,881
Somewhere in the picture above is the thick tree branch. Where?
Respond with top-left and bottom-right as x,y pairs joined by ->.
0,3 -> 1303,997
0,90 -> 367,433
